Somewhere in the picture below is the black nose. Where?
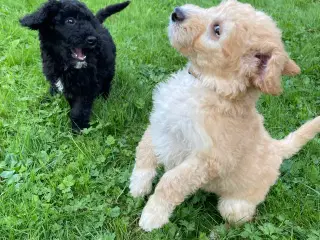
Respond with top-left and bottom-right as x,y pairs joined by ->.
171,7 -> 185,22
86,36 -> 97,46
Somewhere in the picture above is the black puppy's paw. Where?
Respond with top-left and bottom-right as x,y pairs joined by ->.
71,127 -> 81,135
102,91 -> 110,99
50,86 -> 59,96
71,121 -> 90,134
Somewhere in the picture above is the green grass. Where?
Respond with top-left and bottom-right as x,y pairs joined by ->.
0,0 -> 319,239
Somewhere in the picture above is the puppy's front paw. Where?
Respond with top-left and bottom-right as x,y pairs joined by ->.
49,86 -> 59,96
139,195 -> 172,232
71,121 -> 89,134
129,168 -> 156,198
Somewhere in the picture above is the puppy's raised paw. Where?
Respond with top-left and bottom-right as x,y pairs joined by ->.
129,168 -> 156,198
138,195 -> 173,232
139,205 -> 170,232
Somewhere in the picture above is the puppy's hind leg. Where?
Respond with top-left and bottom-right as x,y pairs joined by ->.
130,126 -> 158,198
101,80 -> 111,99
218,198 -> 257,225
101,69 -> 114,99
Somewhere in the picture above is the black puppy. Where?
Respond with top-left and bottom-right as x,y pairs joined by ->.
20,0 -> 130,132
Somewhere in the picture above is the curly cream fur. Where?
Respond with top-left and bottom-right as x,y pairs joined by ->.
129,0 -> 319,231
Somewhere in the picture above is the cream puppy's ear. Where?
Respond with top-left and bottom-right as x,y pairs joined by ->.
282,59 -> 301,76
251,51 -> 300,96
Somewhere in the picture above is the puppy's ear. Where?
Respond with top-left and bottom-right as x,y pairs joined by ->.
20,0 -> 61,30
282,59 -> 301,76
251,51 -> 300,95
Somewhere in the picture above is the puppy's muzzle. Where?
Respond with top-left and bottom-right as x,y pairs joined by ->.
171,7 -> 185,22
86,36 -> 97,48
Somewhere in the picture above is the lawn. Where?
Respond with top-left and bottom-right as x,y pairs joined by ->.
0,0 -> 319,239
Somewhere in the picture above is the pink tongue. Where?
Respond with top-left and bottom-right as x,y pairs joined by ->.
74,48 -> 85,60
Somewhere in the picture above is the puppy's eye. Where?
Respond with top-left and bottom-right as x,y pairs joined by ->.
65,17 -> 76,25
213,24 -> 220,37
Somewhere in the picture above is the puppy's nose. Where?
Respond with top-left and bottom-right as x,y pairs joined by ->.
86,36 -> 97,46
171,7 -> 185,22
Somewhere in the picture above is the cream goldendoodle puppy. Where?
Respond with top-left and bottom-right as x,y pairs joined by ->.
129,0 -> 320,232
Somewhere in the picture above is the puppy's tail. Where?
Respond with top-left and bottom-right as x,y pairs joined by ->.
96,1 -> 130,23
277,116 -> 320,159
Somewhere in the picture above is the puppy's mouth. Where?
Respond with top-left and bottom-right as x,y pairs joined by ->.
71,48 -> 86,61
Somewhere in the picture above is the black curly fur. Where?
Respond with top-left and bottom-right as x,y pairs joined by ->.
20,0 -> 130,132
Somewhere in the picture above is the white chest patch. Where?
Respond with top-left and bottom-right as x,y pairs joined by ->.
150,68 -> 212,170
74,61 -> 87,69
55,78 -> 64,92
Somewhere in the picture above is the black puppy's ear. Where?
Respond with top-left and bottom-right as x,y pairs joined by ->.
20,0 -> 61,30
